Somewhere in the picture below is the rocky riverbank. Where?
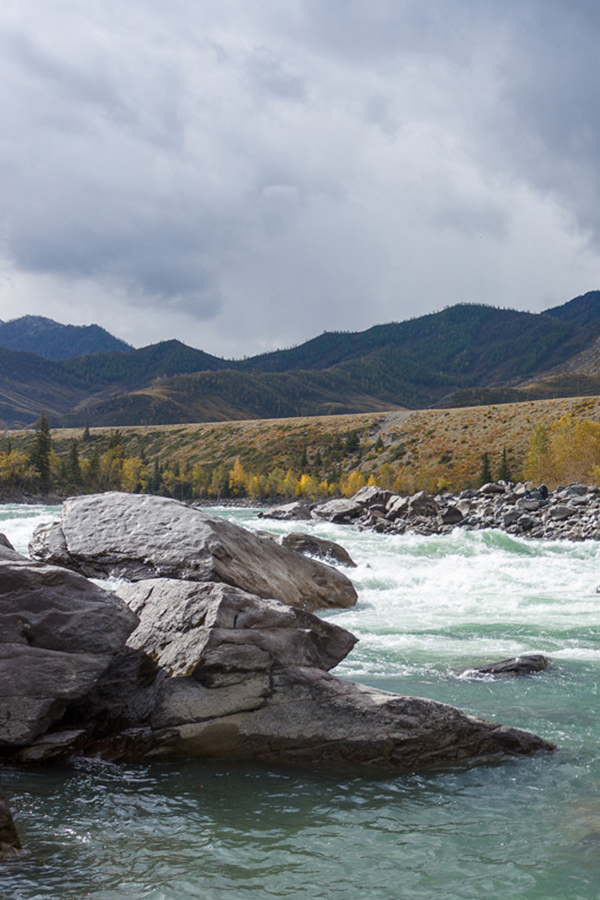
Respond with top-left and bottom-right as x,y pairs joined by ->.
261,481 -> 600,542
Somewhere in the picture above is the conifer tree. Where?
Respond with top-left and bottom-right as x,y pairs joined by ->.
88,448 -> 101,489
67,439 -> 82,486
478,451 -> 492,486
29,413 -> 52,492
497,447 -> 511,482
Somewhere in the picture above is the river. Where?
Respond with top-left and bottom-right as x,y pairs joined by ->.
2,503 -> 600,899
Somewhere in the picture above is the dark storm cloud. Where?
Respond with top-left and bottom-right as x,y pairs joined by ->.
1,0 -> 600,354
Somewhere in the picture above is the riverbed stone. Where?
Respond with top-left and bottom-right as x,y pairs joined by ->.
549,505 -> 575,520
351,486 -> 394,508
28,492 -> 358,613
440,505 -> 464,525
479,482 -> 506,495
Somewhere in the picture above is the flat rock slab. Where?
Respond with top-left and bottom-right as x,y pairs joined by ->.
29,492 -> 358,613
102,666 -> 555,770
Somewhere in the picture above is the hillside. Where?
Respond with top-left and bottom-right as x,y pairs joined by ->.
0,316 -> 131,359
1,295 -> 600,428
6,394 -> 600,500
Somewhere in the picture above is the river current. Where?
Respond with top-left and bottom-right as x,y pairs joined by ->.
1,503 -> 600,899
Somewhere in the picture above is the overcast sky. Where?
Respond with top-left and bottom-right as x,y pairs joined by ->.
1,1 -> 600,357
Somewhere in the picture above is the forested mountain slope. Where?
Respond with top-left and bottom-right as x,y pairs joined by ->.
2,297 -> 600,427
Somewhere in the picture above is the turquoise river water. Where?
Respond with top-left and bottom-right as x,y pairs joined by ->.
1,503 -> 600,899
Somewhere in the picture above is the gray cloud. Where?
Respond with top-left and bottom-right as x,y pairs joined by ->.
0,0 -> 600,356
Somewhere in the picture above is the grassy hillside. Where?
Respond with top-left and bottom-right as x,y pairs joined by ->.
6,394 -> 600,500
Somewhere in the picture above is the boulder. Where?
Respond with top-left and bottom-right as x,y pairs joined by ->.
351,486 -> 394,509
503,510 -> 521,527
2,568 -> 555,772
549,505 -> 575,521
0,783 -> 21,854
29,492 -> 357,613
517,514 -> 535,531
565,483 -> 588,497
102,666 -> 555,769
281,532 -> 357,567
0,550 -> 138,748
439,505 -> 463,525
385,495 -> 410,521
311,498 -> 363,523
479,483 -> 506,495
407,491 -> 440,518
258,502 -> 313,521
117,580 -> 357,680
466,655 -> 549,676
85,580 -> 554,769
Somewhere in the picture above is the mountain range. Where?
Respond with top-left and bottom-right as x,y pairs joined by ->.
1,292 -> 600,428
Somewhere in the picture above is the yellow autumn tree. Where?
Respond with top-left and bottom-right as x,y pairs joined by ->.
228,458 -> 247,496
340,470 -> 366,497
524,416 -> 600,487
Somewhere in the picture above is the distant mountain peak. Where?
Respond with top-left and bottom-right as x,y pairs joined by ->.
0,315 -> 131,360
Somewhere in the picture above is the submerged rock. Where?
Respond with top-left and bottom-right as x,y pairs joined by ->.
29,492 -> 357,613
0,783 -> 21,855
466,655 -> 549,677
281,532 -> 357,567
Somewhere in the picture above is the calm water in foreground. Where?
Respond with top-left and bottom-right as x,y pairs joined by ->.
2,503 -> 600,899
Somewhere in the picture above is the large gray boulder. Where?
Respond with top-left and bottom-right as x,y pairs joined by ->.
351,486 -> 394,509
0,550 -> 138,749
311,498 -> 363,523
1,567 -> 555,771
150,667 -> 552,770
80,579 -> 554,770
29,492 -> 357,613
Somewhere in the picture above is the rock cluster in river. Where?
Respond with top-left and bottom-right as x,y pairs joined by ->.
262,482 -> 600,541
0,491 -> 554,780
